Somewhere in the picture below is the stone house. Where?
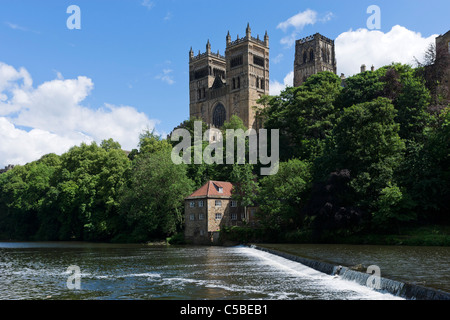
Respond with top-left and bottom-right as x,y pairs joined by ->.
184,180 -> 259,244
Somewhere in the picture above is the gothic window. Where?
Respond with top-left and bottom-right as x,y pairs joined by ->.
230,55 -> 243,68
232,78 -> 236,89
309,49 -> 314,62
254,55 -> 265,67
256,77 -> 259,88
237,77 -> 241,89
322,48 -> 327,62
260,78 -> 265,90
303,51 -> 307,63
194,67 -> 209,80
212,103 -> 226,128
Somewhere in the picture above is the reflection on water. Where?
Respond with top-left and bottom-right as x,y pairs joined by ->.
0,242 -> 404,300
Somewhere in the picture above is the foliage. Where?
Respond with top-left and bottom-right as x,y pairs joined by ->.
118,149 -> 194,242
258,159 -> 311,231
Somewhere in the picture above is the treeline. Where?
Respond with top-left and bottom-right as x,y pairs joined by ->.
255,63 -> 449,241
0,62 -> 448,243
0,136 -> 194,242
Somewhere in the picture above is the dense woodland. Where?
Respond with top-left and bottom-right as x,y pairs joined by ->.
0,61 -> 449,244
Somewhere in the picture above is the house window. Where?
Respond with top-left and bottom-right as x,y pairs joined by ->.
190,201 -> 195,208
215,200 -> 222,207
231,200 -> 237,207
200,230 -> 205,236
190,214 -> 195,221
199,200 -> 204,207
231,213 -> 237,220
218,187 -> 223,193
215,213 -> 222,220
199,213 -> 205,220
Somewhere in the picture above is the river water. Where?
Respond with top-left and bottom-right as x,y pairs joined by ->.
0,242 -> 409,300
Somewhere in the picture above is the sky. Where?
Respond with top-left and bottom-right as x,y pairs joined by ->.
0,0 -> 449,167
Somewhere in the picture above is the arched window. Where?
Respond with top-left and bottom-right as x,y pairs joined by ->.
212,104 -> 226,128
309,49 -> 314,62
322,48 -> 327,62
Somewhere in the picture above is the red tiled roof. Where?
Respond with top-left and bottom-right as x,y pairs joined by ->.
187,181 -> 234,199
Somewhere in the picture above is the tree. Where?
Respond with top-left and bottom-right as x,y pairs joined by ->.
258,159 -> 311,231
230,163 -> 258,222
118,150 -> 194,242
260,72 -> 342,162
328,97 -> 406,227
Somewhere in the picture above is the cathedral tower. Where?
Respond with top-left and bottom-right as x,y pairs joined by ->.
293,33 -> 336,87
189,24 -> 269,129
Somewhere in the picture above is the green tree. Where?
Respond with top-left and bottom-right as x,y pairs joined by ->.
230,163 -> 258,222
258,159 -> 311,232
118,150 -> 194,242
328,97 -> 406,226
260,71 -> 342,162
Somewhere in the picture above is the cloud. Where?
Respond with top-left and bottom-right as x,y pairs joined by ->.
164,12 -> 173,21
4,21 -> 40,34
277,9 -> 333,47
0,62 -> 158,167
272,53 -> 284,64
270,71 -> 294,96
155,69 -> 175,85
141,0 -> 155,10
335,25 -> 438,77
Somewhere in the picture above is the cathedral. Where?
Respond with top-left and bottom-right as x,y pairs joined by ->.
188,25 -> 337,129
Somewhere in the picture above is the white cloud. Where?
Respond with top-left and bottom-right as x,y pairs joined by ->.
277,9 -> 317,33
270,71 -> 294,96
141,0 -> 155,10
335,25 -> 438,77
4,21 -> 40,34
272,53 -> 284,64
277,9 -> 333,47
0,62 -> 158,167
155,69 -> 175,85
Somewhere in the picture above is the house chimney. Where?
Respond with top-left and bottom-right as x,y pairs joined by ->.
361,64 -> 366,73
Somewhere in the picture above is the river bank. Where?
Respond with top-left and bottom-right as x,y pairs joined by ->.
221,224 -> 450,247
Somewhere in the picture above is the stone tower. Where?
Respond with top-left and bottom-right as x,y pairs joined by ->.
189,24 -> 270,129
293,33 -> 337,87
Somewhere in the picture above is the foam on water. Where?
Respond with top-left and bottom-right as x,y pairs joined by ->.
236,246 -> 404,300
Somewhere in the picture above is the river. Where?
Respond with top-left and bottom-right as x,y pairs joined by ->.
0,242 -> 446,300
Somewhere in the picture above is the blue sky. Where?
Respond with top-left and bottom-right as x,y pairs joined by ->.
0,0 -> 449,166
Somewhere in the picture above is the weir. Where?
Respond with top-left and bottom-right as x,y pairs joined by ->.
250,245 -> 450,300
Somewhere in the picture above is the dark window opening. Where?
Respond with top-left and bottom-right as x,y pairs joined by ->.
212,104 -> 226,128
230,55 -> 243,68
254,56 -> 265,67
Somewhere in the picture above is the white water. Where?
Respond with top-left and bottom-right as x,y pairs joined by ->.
236,246 -> 404,300
0,242 -> 406,300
